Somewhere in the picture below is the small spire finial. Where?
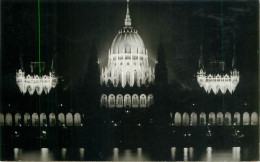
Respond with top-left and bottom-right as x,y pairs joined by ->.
232,44 -> 236,69
199,44 -> 204,69
124,0 -> 131,27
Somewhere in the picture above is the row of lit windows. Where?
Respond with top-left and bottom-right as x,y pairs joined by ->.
205,78 -> 232,82
112,56 -> 144,61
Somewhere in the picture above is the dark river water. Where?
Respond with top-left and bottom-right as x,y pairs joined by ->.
9,146 -> 258,161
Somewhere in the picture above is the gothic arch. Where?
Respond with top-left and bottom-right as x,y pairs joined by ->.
217,112 -> 224,126
108,94 -> 116,108
15,113 -> 22,126
234,112 -> 240,125
224,112 -> 232,126
140,94 -> 146,108
182,112 -> 189,126
124,94 -> 131,108
66,113 -> 73,126
49,113 -> 56,126
58,113 -> 65,126
0,113 -> 4,126
132,94 -> 139,108
199,112 -> 206,126
134,70 -> 138,83
208,112 -> 215,126
5,113 -> 12,126
126,71 -> 130,84
40,113 -> 47,127
24,113 -> 31,126
243,112 -> 250,125
190,112 -> 197,126
251,112 -> 258,125
174,112 -> 181,126
116,94 -> 123,108
101,94 -> 108,107
74,113 -> 81,126
32,113 -> 39,126
147,94 -> 154,107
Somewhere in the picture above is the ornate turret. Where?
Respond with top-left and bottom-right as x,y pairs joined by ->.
196,44 -> 239,94
124,0 -> 131,27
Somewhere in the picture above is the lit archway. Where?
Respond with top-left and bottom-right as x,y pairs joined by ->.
217,112 -> 223,126
116,94 -> 123,108
5,113 -> 12,126
74,113 -> 81,126
225,112 -> 231,126
24,113 -> 31,126
182,112 -> 189,126
233,112 -> 240,126
243,112 -> 250,125
190,112 -> 197,126
58,113 -> 65,126
0,113 -> 4,126
174,112 -> 181,126
108,94 -> 116,108
147,94 -> 154,107
40,113 -> 47,127
66,113 -> 73,126
32,113 -> 39,126
199,112 -> 206,126
132,94 -> 139,108
49,113 -> 56,126
140,94 -> 146,108
208,112 -> 215,126
251,112 -> 258,125
100,94 -> 108,107
124,94 -> 131,108
15,113 -> 22,126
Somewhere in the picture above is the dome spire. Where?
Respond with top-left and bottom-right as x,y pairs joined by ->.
124,0 -> 131,27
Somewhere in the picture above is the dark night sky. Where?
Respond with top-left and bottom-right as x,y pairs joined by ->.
1,0 -> 259,97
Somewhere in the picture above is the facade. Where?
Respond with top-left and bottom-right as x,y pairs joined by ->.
197,45 -> 239,94
100,0 -> 154,108
100,0 -> 155,88
16,62 -> 58,95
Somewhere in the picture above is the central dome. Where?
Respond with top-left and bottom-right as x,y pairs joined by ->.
111,28 -> 145,54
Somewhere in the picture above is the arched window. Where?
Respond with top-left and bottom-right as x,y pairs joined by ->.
24,113 -> 31,126
74,113 -> 81,126
225,112 -> 231,126
243,112 -> 250,125
49,113 -> 56,126
0,113 -> 4,126
208,112 -> 215,126
124,94 -> 131,108
190,112 -> 197,126
66,113 -> 73,126
182,112 -> 189,126
5,113 -> 12,126
234,112 -> 240,126
148,94 -> 154,107
200,112 -> 206,126
58,113 -> 65,126
134,70 -> 137,83
174,112 -> 181,126
140,94 -> 146,108
126,71 -> 130,84
32,113 -> 39,126
132,94 -> 139,108
217,112 -> 223,126
251,112 -> 258,125
100,94 -> 107,107
40,113 -> 47,127
108,94 -> 116,108
15,113 -> 22,126
116,94 -> 123,108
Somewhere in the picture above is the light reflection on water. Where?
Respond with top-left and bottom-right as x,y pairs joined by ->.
12,146 -> 248,161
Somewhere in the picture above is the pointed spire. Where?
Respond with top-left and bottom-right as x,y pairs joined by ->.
232,44 -> 236,69
124,0 -> 131,27
51,46 -> 57,72
199,44 -> 204,69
